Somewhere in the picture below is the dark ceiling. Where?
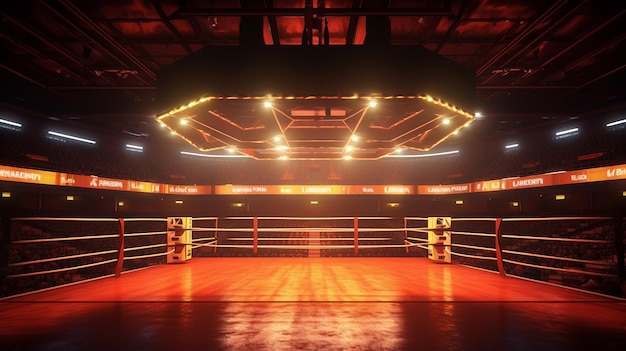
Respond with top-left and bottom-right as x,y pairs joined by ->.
1,0 -> 626,142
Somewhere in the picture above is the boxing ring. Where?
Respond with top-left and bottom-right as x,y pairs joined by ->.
2,215 -> 623,298
1,215 -> 625,351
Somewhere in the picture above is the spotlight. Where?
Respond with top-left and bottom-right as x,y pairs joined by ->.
273,136 -> 281,142
368,100 -> 378,108
351,135 -> 359,142
264,101 -> 272,108
442,118 -> 450,125
180,119 -> 188,125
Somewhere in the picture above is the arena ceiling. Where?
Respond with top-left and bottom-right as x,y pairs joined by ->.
1,0 -> 626,147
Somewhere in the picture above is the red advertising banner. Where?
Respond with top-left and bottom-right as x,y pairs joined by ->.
214,185 -> 415,195
503,174 -> 554,190
348,185 -> 414,195
165,185 -> 212,195
0,165 -> 57,185
417,184 -> 471,195
2,163 -> 626,196
472,179 -> 504,192
587,164 -> 626,182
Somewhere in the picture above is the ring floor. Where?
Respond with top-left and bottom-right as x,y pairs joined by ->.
1,257 -> 625,350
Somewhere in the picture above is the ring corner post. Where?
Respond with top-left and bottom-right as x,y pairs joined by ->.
115,218 -> 125,277
495,217 -> 506,277
253,216 -> 258,254
354,216 -> 359,255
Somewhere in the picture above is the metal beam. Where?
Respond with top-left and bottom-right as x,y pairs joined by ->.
48,0 -> 156,81
175,7 -> 453,17
435,0 -> 478,53
476,0 -> 570,76
510,8 -> 626,85
345,0 -> 363,45
264,0 -> 281,45
477,85 -> 574,90
542,32 -> 626,83
480,0 -> 590,84
570,64 -> 626,94
151,0 -> 193,55
0,64 -> 56,92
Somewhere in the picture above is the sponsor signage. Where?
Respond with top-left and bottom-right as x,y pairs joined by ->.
417,184 -> 470,195
2,163 -> 625,196
0,166 -> 57,185
505,175 -> 553,189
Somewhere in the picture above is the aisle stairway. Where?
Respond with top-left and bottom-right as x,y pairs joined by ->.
308,232 -> 320,258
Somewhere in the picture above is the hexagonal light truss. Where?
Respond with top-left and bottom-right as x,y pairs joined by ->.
157,94 -> 474,160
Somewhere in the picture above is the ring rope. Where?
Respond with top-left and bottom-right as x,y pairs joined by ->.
191,237 -> 217,242
502,258 -> 619,278
450,231 -> 496,237
124,249 -> 174,260
12,234 -> 119,244
500,234 -> 613,244
501,249 -> 616,266
125,243 -> 169,252
405,236 -> 428,242
122,218 -> 169,222
225,237 -> 393,241
8,249 -> 118,267
189,241 -> 218,248
6,259 -> 118,278
186,227 -> 406,233
224,216 -> 394,220
124,231 -> 168,237
452,243 -> 496,252
501,216 -> 613,222
451,252 -> 497,260
11,217 -> 119,222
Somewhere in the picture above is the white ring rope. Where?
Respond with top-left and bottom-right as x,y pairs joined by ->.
194,243 -> 413,250
501,249 -> 616,266
451,243 -> 496,252
12,234 -> 119,244
191,237 -> 217,242
501,234 -> 613,244
187,227 -> 405,233
189,241 -> 218,248
501,216 -> 613,222
224,216 -> 394,220
405,236 -> 428,242
124,243 -> 168,252
403,217 -> 429,221
11,217 -> 118,222
226,237 -> 393,241
123,231 -> 168,237
453,218 -> 498,222
8,249 -> 118,267
191,217 -> 219,221
124,249 -> 174,260
122,218 -> 169,222
451,231 -> 496,237
451,252 -> 497,261
502,259 -> 619,278
7,259 -> 118,278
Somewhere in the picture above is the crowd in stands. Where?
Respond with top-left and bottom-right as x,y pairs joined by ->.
449,218 -> 621,296
1,219 -> 166,297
